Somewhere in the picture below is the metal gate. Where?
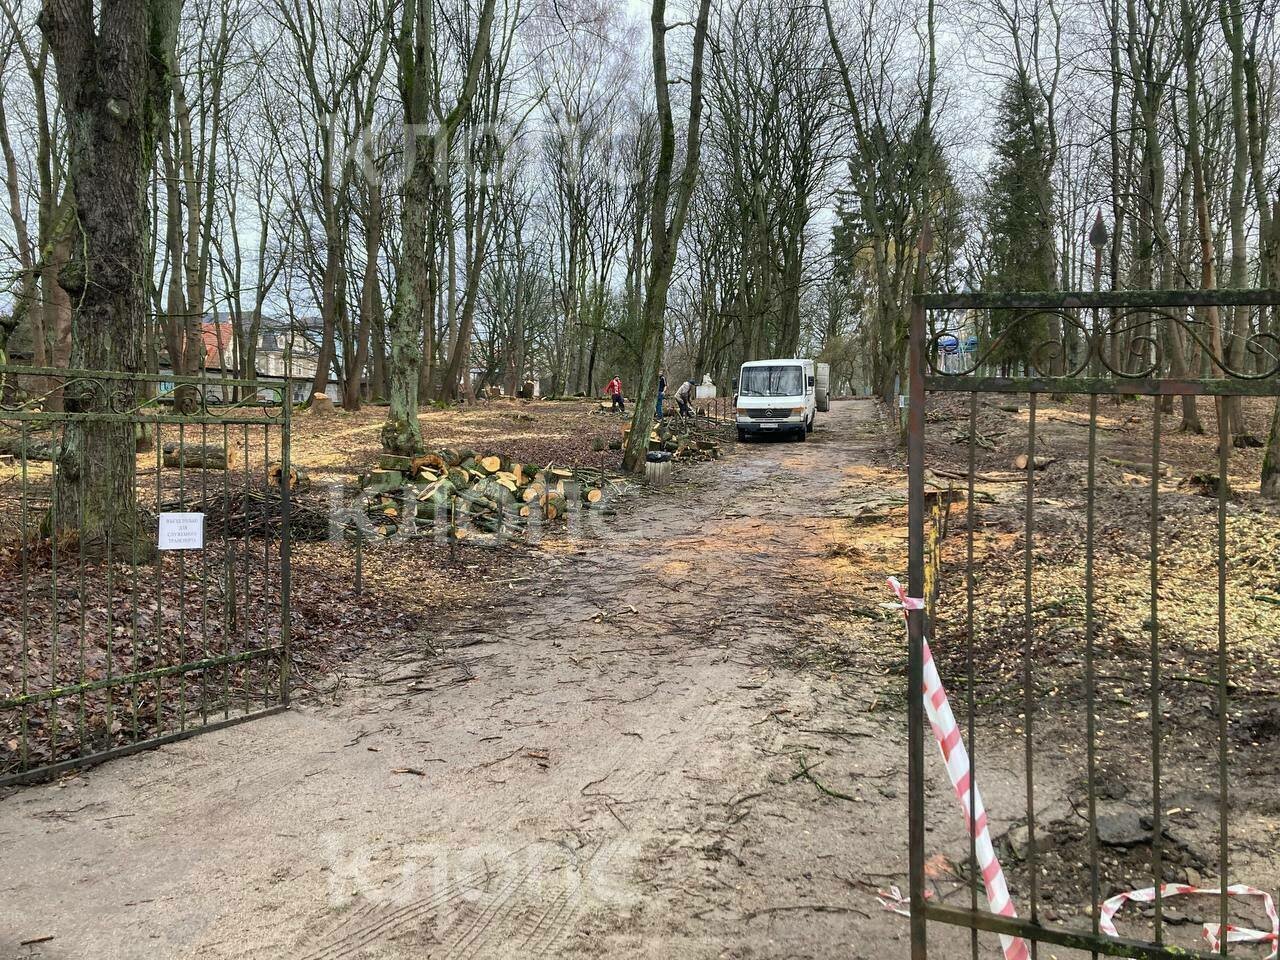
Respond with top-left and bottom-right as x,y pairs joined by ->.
906,285 -> 1280,958
0,365 -> 292,786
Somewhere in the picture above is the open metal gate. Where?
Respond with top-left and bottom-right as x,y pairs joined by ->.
906,285 -> 1280,958
0,366 -> 292,786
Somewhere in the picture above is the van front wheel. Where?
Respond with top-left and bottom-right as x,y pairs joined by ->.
795,426 -> 807,442
806,416 -> 814,434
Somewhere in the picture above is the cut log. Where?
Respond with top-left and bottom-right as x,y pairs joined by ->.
479,454 -> 503,473
542,491 -> 568,521
361,468 -> 404,494
267,461 -> 311,491
1012,454 -> 1057,471
584,487 -> 604,506
447,466 -> 471,490
413,453 -> 449,475
377,454 -> 414,472
0,435 -> 58,461
163,442 -> 228,470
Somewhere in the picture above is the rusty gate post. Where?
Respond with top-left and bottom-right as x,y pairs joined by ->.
907,223 -> 932,960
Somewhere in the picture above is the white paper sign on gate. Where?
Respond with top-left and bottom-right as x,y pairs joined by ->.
158,512 -> 205,550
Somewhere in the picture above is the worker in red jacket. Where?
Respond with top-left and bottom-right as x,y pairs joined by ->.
606,376 -> 625,413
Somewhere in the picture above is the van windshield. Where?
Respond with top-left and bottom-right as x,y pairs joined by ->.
739,365 -> 803,398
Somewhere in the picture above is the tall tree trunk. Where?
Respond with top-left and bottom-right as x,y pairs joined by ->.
382,0 -> 495,451
42,0 -> 182,557
622,0 -> 713,472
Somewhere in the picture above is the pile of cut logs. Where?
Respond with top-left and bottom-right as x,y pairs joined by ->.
355,447 -> 615,540
619,418 -> 723,462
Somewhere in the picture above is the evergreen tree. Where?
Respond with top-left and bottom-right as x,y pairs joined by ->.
982,75 -> 1057,371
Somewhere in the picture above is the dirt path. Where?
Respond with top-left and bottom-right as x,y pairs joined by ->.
0,401 -> 940,960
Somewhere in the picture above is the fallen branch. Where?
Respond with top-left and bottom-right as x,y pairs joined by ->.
1046,414 -> 1122,432
740,904 -> 871,920
793,755 -> 858,803
930,468 -> 1025,484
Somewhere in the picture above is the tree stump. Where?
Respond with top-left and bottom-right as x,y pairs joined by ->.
311,393 -> 337,416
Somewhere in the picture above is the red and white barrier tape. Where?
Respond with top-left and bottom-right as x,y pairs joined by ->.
887,577 -> 1029,960
1101,883 -> 1279,958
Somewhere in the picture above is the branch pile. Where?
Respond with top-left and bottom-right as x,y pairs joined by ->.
354,447 -> 622,540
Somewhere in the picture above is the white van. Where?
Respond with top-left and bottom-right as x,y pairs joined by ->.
734,358 -> 820,442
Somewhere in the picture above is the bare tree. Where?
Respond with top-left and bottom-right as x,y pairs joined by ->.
621,0 -> 713,472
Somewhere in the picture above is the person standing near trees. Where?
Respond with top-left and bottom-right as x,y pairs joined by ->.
675,378 -> 695,418
606,375 -> 625,413
656,369 -> 667,418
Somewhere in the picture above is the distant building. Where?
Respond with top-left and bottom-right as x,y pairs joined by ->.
158,316 -> 347,404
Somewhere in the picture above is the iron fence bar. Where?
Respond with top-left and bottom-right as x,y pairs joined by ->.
105,524 -> 115,743
907,294 -> 929,960
925,376 -> 1280,397
199,420 -> 210,724
262,426 -> 271,706
1023,393 -> 1039,957
1215,406 -> 1230,954
0,705 -> 288,789
1085,394 -> 1101,959
129,452 -> 141,742
178,420 -> 187,731
241,424 -> 251,713
965,393 -> 979,960
48,422 -> 60,762
18,420 -> 30,771
154,425 -> 163,732
280,389 -> 292,707
1149,399 -> 1164,942
0,647 -> 284,710
222,421 -> 232,720
922,903 -> 1232,960
921,288 -> 1280,310
77,434 -> 88,753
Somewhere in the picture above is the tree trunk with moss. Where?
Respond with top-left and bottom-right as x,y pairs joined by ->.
41,0 -> 181,558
